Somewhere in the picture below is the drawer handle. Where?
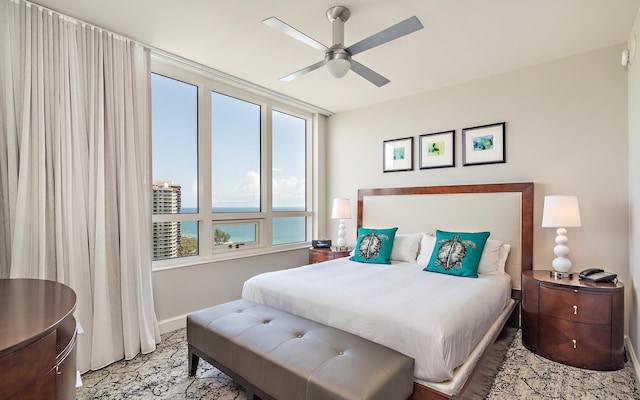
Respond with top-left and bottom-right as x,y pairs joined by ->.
573,305 -> 578,315
572,339 -> 577,349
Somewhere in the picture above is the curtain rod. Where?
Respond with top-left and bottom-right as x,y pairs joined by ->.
21,0 -> 334,116
22,0 -> 133,43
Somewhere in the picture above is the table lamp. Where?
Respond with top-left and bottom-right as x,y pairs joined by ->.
541,195 -> 582,278
331,198 -> 351,251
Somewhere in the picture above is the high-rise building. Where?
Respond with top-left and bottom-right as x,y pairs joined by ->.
152,181 -> 181,260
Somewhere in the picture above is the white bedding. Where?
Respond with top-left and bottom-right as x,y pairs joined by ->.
241,257 -> 512,383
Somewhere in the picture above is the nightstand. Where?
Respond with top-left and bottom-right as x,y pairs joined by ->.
521,270 -> 624,370
308,247 -> 351,264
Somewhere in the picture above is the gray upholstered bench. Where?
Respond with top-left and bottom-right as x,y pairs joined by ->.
187,299 -> 414,400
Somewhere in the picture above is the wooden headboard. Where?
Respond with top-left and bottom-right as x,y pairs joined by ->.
356,182 -> 533,293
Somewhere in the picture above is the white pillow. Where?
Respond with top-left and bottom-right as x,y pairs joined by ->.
390,233 -> 423,263
477,240 -> 503,275
478,240 -> 511,275
416,233 -> 436,266
497,244 -> 511,274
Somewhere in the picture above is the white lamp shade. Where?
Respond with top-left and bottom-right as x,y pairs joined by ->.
326,58 -> 351,78
331,198 -> 351,219
541,196 -> 581,228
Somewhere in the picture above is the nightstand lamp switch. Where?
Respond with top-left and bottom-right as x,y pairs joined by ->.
331,198 -> 351,251
541,195 -> 582,279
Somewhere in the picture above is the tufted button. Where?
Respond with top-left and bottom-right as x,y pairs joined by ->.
338,351 -> 344,355
297,333 -> 303,338
263,320 -> 270,324
236,309 -> 243,313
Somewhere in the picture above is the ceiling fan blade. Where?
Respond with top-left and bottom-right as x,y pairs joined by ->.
263,17 -> 328,53
350,60 -> 390,87
280,60 -> 327,81
346,16 -> 423,56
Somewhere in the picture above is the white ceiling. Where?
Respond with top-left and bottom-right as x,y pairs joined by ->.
32,0 -> 640,114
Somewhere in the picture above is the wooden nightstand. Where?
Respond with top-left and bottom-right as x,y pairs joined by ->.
521,270 -> 624,370
308,247 -> 351,264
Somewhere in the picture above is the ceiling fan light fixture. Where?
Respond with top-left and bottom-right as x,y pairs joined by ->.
325,47 -> 351,78
326,58 -> 351,78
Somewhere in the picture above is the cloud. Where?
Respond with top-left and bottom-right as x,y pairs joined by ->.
273,176 -> 305,208
212,170 -> 260,207
212,171 -> 305,209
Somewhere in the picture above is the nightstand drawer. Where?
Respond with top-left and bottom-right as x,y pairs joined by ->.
0,331 -> 56,399
539,285 -> 610,324
539,316 -> 611,369
308,248 -> 351,264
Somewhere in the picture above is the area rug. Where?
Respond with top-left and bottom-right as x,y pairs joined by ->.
77,328 -> 639,399
487,331 -> 639,399
77,329 -> 246,400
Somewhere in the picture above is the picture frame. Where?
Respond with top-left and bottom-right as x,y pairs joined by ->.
419,130 -> 455,169
462,122 -> 506,166
383,137 -> 413,172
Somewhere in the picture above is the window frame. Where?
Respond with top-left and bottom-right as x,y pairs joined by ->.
151,57 -> 315,270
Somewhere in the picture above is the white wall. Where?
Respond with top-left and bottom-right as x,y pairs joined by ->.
152,249 -> 308,332
326,45 -> 631,332
628,7 -> 640,371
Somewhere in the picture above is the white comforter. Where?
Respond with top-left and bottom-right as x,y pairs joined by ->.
241,257 -> 511,383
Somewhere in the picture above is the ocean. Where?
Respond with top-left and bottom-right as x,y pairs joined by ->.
180,207 -> 306,245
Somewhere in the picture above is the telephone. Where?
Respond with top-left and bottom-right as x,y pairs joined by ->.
579,268 -> 617,282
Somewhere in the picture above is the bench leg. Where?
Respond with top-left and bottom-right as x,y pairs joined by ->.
188,345 -> 199,376
246,388 -> 263,400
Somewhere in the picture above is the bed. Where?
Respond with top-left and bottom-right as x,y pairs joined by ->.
242,182 -> 534,399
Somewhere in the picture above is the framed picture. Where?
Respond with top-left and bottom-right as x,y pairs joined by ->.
419,130 -> 455,169
383,137 -> 413,172
462,122 -> 506,166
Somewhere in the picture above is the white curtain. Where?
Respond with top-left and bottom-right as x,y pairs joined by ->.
0,0 -> 160,372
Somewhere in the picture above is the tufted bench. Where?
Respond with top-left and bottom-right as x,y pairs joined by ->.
187,299 -> 415,400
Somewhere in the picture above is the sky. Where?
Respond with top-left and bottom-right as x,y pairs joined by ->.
151,73 -> 306,211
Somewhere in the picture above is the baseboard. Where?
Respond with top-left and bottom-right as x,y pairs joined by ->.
158,314 -> 187,334
626,335 -> 640,390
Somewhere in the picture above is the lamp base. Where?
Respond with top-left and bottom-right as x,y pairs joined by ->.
336,219 -> 347,250
550,270 -> 574,279
551,228 -> 572,273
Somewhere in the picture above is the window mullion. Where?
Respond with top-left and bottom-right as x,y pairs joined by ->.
263,103 -> 273,246
307,116 -> 315,242
199,82 -> 213,254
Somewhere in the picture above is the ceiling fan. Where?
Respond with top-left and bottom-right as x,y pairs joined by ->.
263,6 -> 423,87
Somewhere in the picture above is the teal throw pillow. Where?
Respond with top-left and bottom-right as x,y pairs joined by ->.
350,227 -> 398,264
424,230 -> 490,278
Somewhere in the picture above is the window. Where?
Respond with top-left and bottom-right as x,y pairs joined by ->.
151,74 -> 199,260
151,61 -> 313,265
211,92 -> 261,213
272,110 -> 307,245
